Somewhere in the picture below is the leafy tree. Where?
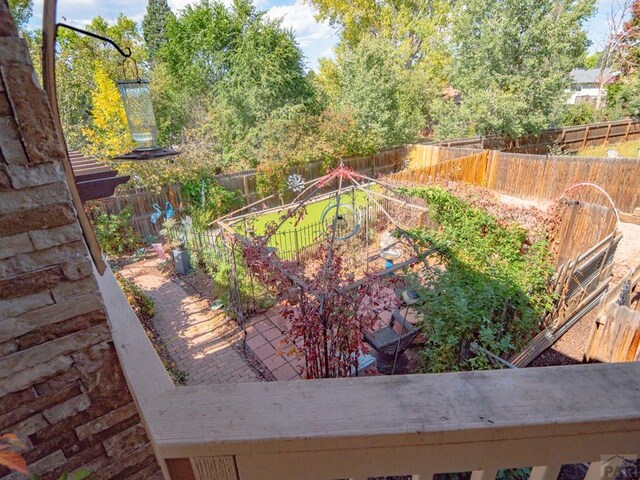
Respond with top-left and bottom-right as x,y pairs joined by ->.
617,0 -> 640,73
84,15 -> 146,79
255,105 -> 376,195
82,64 -> 135,160
557,102 -> 597,126
605,77 -> 640,119
321,35 -> 425,149
8,0 -> 32,32
142,0 -> 175,61
582,51 -> 603,69
156,0 -> 313,166
310,0 -> 452,75
438,0 -> 595,138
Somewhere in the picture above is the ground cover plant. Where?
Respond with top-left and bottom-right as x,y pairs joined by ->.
402,187 -> 556,372
115,272 -> 189,385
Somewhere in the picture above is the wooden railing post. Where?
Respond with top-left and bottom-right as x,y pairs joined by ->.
530,465 -> 562,480
470,468 -> 498,480
191,456 -> 239,480
584,456 -> 626,480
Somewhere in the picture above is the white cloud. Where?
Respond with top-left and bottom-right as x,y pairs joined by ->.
168,0 -> 234,11
265,0 -> 338,69
27,0 -> 338,70
266,0 -> 333,47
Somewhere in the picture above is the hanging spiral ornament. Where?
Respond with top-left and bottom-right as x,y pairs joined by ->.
320,201 -> 362,241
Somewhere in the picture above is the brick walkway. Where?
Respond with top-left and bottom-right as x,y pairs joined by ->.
119,259 -> 262,385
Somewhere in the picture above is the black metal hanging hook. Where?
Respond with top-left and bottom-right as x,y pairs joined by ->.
56,22 -> 132,59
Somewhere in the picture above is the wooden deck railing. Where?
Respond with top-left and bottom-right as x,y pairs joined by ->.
96,266 -> 640,480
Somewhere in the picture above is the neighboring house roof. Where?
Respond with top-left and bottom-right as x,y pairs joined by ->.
570,68 -> 618,85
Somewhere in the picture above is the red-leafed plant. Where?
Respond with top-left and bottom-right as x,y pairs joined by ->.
239,194 -> 400,378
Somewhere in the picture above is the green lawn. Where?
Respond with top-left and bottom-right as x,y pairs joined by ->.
243,190 -> 369,234
236,190 -> 369,253
577,139 -> 640,158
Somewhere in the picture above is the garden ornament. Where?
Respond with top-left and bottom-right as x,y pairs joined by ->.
321,201 -> 362,241
150,203 -> 163,225
402,289 -> 420,305
287,173 -> 306,193
165,202 -> 175,220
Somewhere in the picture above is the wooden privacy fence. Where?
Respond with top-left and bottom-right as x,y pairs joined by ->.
586,305 -> 640,363
585,265 -> 640,363
392,146 -> 640,212
86,184 -> 184,238
491,152 -> 640,212
91,148 -> 405,237
403,144 -> 490,169
386,150 -> 498,188
425,118 -> 640,154
550,200 -> 619,268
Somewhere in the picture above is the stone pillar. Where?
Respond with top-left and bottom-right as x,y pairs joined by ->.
0,3 -> 160,479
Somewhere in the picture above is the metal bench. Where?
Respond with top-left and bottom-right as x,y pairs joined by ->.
364,309 -> 421,374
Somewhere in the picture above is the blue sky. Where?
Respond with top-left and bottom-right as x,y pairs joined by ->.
29,0 -> 620,71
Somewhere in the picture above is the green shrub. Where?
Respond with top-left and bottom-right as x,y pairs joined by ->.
181,177 -> 243,228
115,273 -> 155,321
402,187 -> 555,373
91,206 -> 141,256
203,248 -> 275,315
558,102 -> 597,126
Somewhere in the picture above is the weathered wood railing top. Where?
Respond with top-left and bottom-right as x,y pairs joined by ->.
97,265 -> 640,480
146,363 -> 640,457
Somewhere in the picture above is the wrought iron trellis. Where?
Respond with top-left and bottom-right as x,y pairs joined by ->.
211,165 -> 432,377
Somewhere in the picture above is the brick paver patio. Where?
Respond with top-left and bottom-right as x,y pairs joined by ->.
119,258 -> 263,385
245,308 -> 303,381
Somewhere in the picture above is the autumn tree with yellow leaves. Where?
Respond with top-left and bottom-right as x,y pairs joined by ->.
82,64 -> 135,161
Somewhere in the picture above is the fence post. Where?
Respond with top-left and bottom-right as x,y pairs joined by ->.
624,119 -> 632,141
294,228 -> 300,263
581,126 -> 590,150
243,175 -> 250,202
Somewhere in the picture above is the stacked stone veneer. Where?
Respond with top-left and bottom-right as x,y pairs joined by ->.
0,4 -> 160,479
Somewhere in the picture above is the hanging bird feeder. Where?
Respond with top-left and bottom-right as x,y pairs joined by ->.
114,77 -> 179,160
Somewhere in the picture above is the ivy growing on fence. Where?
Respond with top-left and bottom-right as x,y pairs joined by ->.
402,187 -> 556,373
